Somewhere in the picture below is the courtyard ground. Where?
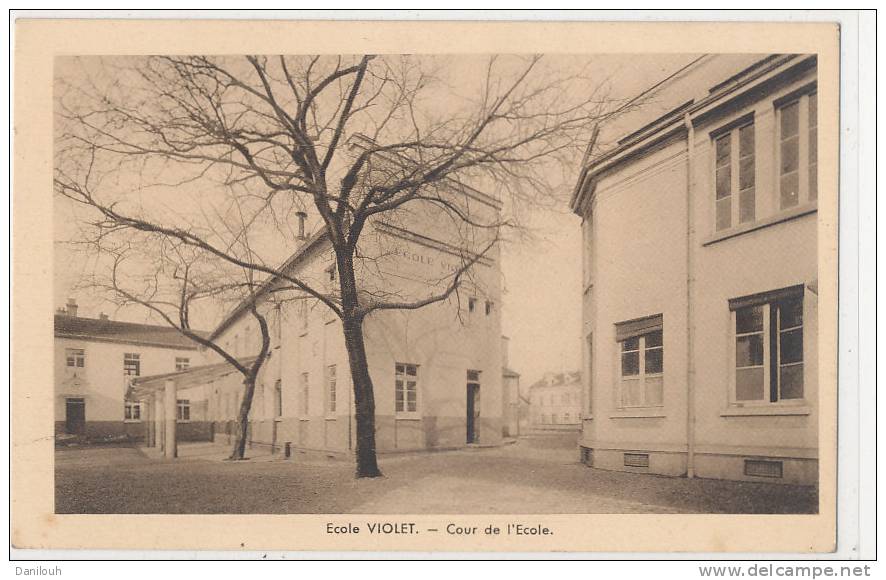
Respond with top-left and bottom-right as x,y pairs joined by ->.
55,433 -> 818,514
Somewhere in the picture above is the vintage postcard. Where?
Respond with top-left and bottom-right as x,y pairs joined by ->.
12,17 -> 840,554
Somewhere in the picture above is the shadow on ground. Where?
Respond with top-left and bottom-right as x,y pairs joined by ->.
55,435 -> 817,515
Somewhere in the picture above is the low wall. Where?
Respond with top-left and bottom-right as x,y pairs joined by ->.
54,420 -> 146,444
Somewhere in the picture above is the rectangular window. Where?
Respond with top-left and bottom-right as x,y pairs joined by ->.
468,297 -> 477,313
326,365 -> 337,415
176,399 -> 190,421
731,287 -> 804,403
779,101 -> 801,208
738,123 -> 756,223
301,372 -> 310,416
124,401 -> 141,421
274,379 -> 283,418
65,348 -> 85,369
395,363 -> 419,414
713,120 -> 755,231
485,301 -> 494,316
298,301 -> 309,334
123,353 -> 141,376
616,315 -> 664,408
779,93 -> 817,209
175,357 -> 190,372
714,132 -> 732,230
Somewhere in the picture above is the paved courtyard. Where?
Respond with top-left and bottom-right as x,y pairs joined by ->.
55,434 -> 817,514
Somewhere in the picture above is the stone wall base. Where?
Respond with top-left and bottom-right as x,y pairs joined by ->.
580,445 -> 817,486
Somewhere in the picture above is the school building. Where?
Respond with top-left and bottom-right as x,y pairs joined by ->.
132,172 -> 505,458
54,298 -> 204,442
571,54 -> 820,485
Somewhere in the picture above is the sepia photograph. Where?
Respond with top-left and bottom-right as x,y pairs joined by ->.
11,14 -> 858,557
51,51 -> 822,517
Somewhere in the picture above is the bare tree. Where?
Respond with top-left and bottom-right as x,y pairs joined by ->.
55,54 -> 622,477
71,229 -> 288,460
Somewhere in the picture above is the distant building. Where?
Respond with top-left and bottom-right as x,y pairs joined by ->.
528,371 -> 582,431
571,54 -> 819,484
54,298 -> 204,441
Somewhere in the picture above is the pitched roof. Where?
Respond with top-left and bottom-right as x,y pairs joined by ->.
130,355 -> 258,395
54,314 -> 204,350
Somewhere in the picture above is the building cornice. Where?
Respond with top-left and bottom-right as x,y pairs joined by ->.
570,54 -> 817,216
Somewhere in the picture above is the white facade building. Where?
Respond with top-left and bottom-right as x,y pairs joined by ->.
135,175 -> 505,456
54,299 -> 203,441
572,54 -> 820,485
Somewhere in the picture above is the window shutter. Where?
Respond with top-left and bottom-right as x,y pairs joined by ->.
615,314 -> 663,342
728,284 -> 804,311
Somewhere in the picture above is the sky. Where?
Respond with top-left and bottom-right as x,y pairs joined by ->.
54,53 -> 702,390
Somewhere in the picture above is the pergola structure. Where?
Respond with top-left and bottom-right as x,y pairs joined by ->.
130,356 -> 257,458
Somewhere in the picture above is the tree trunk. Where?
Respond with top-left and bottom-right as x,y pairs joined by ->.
342,315 -> 382,478
230,376 -> 257,460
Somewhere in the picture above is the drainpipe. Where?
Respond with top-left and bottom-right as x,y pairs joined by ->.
683,113 -> 696,478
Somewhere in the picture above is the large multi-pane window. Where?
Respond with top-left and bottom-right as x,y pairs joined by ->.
732,286 -> 805,403
779,92 -> 818,209
714,120 -> 755,231
325,365 -> 337,416
395,363 -> 419,414
616,315 -> 663,408
123,353 -> 141,376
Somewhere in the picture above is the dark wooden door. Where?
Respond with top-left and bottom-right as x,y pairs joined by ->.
65,398 -> 86,435
466,383 -> 480,443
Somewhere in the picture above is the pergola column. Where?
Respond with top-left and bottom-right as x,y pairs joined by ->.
164,379 -> 177,459
144,397 -> 154,448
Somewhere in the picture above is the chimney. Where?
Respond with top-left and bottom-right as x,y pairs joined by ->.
99,312 -> 109,321
295,211 -> 307,240
65,298 -> 78,317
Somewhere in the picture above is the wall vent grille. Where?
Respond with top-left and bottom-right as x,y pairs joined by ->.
623,452 -> 650,468
744,459 -> 784,478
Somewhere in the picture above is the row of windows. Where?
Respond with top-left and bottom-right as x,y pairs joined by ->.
713,91 -> 817,232
609,287 -> 805,410
65,349 -> 190,376
123,399 -> 190,421
207,365 -> 483,421
467,298 -> 495,316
